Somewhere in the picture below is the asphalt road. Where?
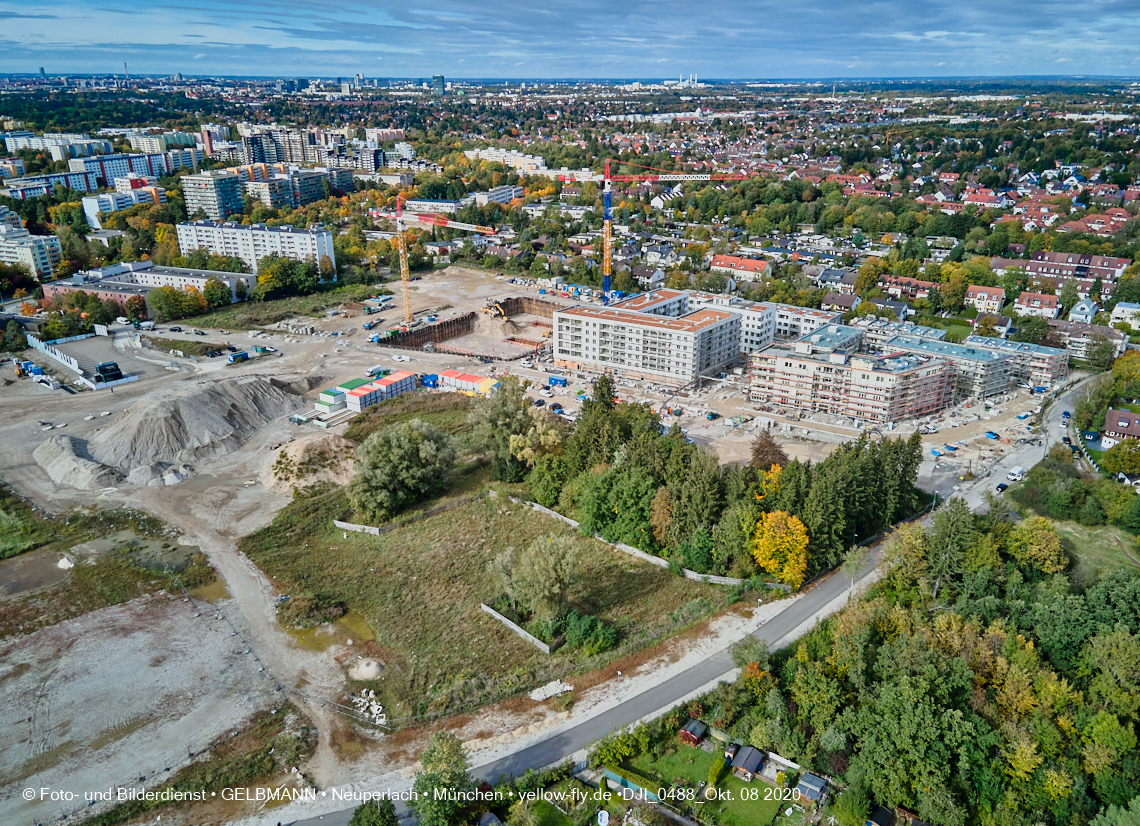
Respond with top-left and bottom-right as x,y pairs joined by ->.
288,549 -> 880,826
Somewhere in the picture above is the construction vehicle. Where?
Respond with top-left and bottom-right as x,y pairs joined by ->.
482,300 -> 508,318
363,321 -> 376,331
396,196 -> 495,324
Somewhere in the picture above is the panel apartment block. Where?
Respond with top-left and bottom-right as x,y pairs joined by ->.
176,220 -> 336,273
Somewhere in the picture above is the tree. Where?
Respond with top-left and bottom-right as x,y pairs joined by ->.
1091,794 -> 1140,826
508,407 -> 563,468
1089,335 -> 1119,372
974,315 -> 1000,338
1060,278 -> 1080,313
349,798 -> 399,826
750,510 -> 810,588
124,293 -> 147,322
202,276 -> 233,309
513,533 -> 580,621
2,320 -> 27,352
469,376 -> 535,481
883,522 -> 928,592
750,430 -> 789,470
1008,516 -> 1067,574
409,732 -> 476,826
927,497 -> 974,599
347,419 -> 456,522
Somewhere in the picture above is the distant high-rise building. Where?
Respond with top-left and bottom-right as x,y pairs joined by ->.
297,78 -> 308,90
340,82 -> 351,95
431,75 -> 445,96
181,170 -> 243,220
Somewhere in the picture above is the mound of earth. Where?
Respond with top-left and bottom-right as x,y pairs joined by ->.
260,433 -> 357,494
33,435 -> 123,490
348,659 -> 384,680
88,375 -> 306,474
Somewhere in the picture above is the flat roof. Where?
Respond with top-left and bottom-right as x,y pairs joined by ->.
610,288 -> 687,313
883,335 -> 1010,363
556,305 -> 736,333
962,335 -> 1068,357
763,302 -> 841,320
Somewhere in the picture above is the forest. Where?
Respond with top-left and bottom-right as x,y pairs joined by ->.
588,495 -> 1140,826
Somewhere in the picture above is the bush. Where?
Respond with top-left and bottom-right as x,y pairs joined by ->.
708,756 -> 726,787
563,609 -> 619,655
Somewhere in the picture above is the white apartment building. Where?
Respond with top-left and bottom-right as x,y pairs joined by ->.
68,149 -> 203,182
553,303 -> 739,388
686,292 -> 776,355
770,304 -> 843,339
182,170 -> 244,220
81,188 -> 167,229
463,147 -> 548,172
176,220 -> 336,274
750,330 -> 955,425
0,225 -> 62,279
0,204 -> 22,231
475,185 -> 525,206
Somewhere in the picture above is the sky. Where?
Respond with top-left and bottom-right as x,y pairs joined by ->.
4,0 -> 1140,79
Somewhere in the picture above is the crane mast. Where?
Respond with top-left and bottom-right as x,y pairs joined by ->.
394,195 -> 494,325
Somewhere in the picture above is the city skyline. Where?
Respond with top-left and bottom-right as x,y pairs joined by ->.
5,0 -> 1140,78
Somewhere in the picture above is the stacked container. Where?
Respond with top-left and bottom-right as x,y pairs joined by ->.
314,387 -> 346,415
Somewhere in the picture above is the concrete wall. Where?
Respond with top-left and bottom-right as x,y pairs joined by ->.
479,603 -> 562,654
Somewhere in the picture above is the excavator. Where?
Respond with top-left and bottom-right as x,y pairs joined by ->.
481,300 -> 508,318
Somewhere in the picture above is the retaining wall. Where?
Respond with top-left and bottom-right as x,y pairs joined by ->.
375,312 -> 477,350
509,497 -> 787,590
480,603 -> 562,654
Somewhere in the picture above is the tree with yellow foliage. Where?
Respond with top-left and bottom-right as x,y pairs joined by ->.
1008,516 -> 1067,574
750,510 -> 810,588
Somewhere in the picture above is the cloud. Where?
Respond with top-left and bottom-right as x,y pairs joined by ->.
4,0 -> 1140,77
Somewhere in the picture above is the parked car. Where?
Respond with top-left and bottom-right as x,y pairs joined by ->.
1062,410 -> 1071,419
1060,420 -> 1068,430
1062,436 -> 1072,445
549,403 -> 563,412
996,483 -> 1009,493
193,329 -> 206,336
985,431 -> 999,439
538,388 -> 553,397
533,399 -> 545,407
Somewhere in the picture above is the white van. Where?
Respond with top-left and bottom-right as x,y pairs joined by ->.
115,316 -> 130,325
1007,466 -> 1026,482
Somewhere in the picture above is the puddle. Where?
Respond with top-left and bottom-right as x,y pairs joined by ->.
189,578 -> 231,603
0,548 -> 70,597
70,529 -> 202,573
287,610 -> 375,651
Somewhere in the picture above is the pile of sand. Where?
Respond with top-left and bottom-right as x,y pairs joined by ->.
259,433 -> 357,494
348,659 -> 384,680
88,375 -> 304,473
33,436 -> 123,490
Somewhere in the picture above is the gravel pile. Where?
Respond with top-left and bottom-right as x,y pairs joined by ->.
87,375 -> 304,474
32,435 -> 123,490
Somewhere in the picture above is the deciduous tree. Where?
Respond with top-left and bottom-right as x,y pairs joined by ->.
347,419 -> 456,522
750,510 -> 810,588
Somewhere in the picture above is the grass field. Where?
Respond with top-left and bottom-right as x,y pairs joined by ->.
627,744 -> 782,826
143,335 -> 216,357
343,391 -> 475,446
1051,520 -> 1140,580
192,283 -> 386,330
239,486 -> 725,719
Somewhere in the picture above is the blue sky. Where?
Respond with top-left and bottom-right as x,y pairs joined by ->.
4,0 -> 1140,78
